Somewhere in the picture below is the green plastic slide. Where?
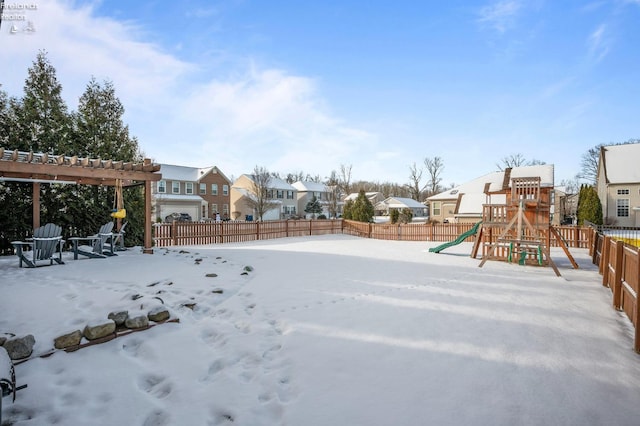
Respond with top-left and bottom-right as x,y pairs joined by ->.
429,221 -> 482,253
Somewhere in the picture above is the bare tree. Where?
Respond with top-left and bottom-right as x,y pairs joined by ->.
406,162 -> 424,201
325,170 -> 342,218
339,164 -> 352,196
579,144 -> 603,185
496,153 -> 527,170
245,165 -> 280,221
424,156 -> 444,196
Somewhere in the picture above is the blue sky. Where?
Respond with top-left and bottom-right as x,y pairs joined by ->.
1,0 -> 639,187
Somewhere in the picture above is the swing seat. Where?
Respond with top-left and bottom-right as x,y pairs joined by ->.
111,208 -> 126,219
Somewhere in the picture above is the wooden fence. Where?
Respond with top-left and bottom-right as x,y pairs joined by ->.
590,229 -> 640,353
153,219 -> 343,246
154,219 -> 590,249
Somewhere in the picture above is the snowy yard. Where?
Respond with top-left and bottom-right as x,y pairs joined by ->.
1,234 -> 640,426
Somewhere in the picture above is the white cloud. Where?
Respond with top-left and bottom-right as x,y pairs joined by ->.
0,0 -> 384,181
587,24 -> 610,63
477,0 -> 522,33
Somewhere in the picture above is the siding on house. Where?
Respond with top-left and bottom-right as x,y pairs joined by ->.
596,143 -> 640,227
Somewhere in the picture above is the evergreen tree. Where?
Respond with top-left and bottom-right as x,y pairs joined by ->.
399,207 -> 413,224
389,209 -> 400,224
351,189 -> 375,223
304,195 -> 322,218
342,199 -> 354,220
70,78 -> 145,241
17,50 -> 72,154
0,88 -> 33,252
577,185 -> 603,225
0,51 -> 73,243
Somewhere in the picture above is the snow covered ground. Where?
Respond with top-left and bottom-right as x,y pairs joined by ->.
1,234 -> 640,426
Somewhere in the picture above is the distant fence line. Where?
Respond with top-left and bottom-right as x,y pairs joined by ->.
153,219 -> 591,249
589,227 -> 640,353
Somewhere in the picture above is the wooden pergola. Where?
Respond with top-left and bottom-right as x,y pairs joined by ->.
0,148 -> 162,254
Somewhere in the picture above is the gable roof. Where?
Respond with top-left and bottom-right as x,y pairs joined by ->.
344,191 -> 382,202
599,143 -> 640,184
160,164 -> 230,183
292,181 -> 328,192
380,197 -> 426,209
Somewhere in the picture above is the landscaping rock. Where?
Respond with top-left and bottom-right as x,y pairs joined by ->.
54,330 -> 82,349
83,320 -> 116,341
108,311 -> 128,326
0,336 -> 6,346
148,306 -> 170,322
4,334 -> 35,360
205,273 -> 218,277
125,315 -> 149,329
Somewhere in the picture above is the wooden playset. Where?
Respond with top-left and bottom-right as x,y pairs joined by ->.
471,173 -> 577,276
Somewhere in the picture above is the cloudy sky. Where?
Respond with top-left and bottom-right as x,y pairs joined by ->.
1,0 -> 639,186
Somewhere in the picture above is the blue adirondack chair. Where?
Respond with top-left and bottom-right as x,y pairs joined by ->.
11,223 -> 65,268
69,222 -> 116,260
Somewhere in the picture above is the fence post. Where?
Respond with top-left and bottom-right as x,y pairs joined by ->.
601,236 -> 610,287
256,221 -> 260,240
172,221 -> 178,247
635,246 -> 640,353
309,219 -> 312,236
612,241 -> 623,310
368,222 -> 372,238
286,219 -> 289,237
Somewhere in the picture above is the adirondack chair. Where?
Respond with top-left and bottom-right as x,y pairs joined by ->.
110,221 -> 127,251
69,222 -> 116,260
11,223 -> 65,268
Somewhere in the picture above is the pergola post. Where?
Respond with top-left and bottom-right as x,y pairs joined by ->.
143,179 -> 153,254
32,182 -> 40,229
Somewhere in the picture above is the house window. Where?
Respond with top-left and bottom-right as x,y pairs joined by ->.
200,183 -> 206,195
277,190 -> 284,199
267,189 -> 274,198
211,184 -> 218,195
185,182 -> 194,195
223,185 -> 229,196
617,189 -> 630,195
172,181 -> 180,194
287,190 -> 294,199
432,201 -> 441,216
158,180 -> 166,194
223,204 -> 229,214
212,203 -> 218,214
617,199 -> 629,217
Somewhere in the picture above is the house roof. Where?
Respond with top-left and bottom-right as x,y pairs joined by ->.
292,181 -> 328,192
428,165 -> 554,202
160,164 -> 230,183
241,174 -> 296,190
379,197 -> 426,209
600,143 -> 640,184
427,165 -> 555,216
344,191 -> 382,201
